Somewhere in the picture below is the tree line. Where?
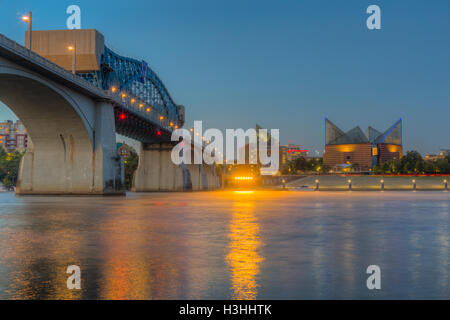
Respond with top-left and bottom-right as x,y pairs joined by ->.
0,146 -> 24,189
373,151 -> 450,174
281,157 -> 330,174
281,150 -> 450,175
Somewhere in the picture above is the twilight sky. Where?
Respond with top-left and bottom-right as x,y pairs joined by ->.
0,0 -> 449,155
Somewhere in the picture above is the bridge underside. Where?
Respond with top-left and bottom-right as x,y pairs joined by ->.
114,107 -> 172,144
0,71 -> 124,195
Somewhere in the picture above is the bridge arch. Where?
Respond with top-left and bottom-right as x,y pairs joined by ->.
0,66 -> 101,194
0,66 -> 94,138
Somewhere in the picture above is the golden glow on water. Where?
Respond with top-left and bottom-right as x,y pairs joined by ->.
226,200 -> 263,300
1,191 -> 449,299
2,215 -> 85,300
101,216 -> 152,300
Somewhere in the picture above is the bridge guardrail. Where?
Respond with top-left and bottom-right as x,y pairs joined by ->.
0,34 -> 107,98
0,34 -> 173,132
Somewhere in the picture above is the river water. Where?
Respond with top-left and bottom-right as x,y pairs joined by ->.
0,190 -> 449,300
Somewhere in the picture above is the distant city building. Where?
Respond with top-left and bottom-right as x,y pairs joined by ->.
279,145 -> 287,167
440,149 -> 450,157
280,144 -> 308,165
0,120 -> 28,152
425,149 -> 450,161
425,154 -> 440,161
323,118 -> 403,172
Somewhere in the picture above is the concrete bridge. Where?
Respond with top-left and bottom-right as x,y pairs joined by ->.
0,30 -> 219,195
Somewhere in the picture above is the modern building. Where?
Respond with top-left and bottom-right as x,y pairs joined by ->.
323,118 -> 403,171
0,120 -> 28,152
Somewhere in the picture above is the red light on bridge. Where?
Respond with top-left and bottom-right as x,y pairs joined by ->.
157,131 -> 162,136
119,113 -> 127,120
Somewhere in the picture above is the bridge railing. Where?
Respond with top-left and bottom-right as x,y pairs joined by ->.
0,34 -> 107,98
0,34 -> 175,133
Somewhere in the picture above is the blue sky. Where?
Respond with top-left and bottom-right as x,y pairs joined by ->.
0,0 -> 449,155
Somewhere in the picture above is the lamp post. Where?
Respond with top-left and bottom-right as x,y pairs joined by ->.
412,179 -> 416,191
315,179 -> 319,191
444,180 -> 448,191
348,179 -> 352,191
67,42 -> 77,74
22,12 -> 32,50
380,179 -> 385,191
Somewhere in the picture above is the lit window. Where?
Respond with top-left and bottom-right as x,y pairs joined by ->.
372,147 -> 378,156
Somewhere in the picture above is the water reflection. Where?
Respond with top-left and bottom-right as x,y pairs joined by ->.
99,207 -> 152,300
226,199 -> 263,300
0,191 -> 449,299
97,200 -> 187,300
0,206 -> 86,300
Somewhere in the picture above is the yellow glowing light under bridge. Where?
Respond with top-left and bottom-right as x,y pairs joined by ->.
233,191 -> 255,195
234,176 -> 254,181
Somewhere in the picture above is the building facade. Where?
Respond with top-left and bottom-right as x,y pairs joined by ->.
425,149 -> 450,161
441,150 -> 450,157
323,118 -> 403,171
280,144 -> 308,167
0,120 -> 28,152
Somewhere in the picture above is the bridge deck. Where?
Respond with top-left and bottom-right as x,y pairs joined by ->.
0,33 -> 177,142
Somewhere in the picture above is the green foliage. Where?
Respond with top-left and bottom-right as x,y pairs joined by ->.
124,148 -> 139,190
436,156 -> 450,173
282,157 -> 325,174
374,159 -> 400,174
0,146 -> 6,159
373,151 -> 450,174
0,146 -> 24,189
399,151 -> 424,174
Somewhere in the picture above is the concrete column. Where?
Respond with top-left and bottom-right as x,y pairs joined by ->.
186,163 -> 220,191
203,163 -> 220,190
132,143 -> 220,192
16,133 -> 96,194
93,101 -> 125,194
187,164 -> 202,190
17,137 -> 34,192
133,143 -> 191,192
16,101 -> 124,195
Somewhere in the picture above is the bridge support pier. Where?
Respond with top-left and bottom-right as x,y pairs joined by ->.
16,101 -> 125,195
132,143 -> 220,192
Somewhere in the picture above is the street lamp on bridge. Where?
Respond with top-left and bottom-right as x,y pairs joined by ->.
67,42 -> 77,74
21,12 -> 32,50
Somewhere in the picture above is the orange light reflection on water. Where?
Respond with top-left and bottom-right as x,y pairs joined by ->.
226,198 -> 263,300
